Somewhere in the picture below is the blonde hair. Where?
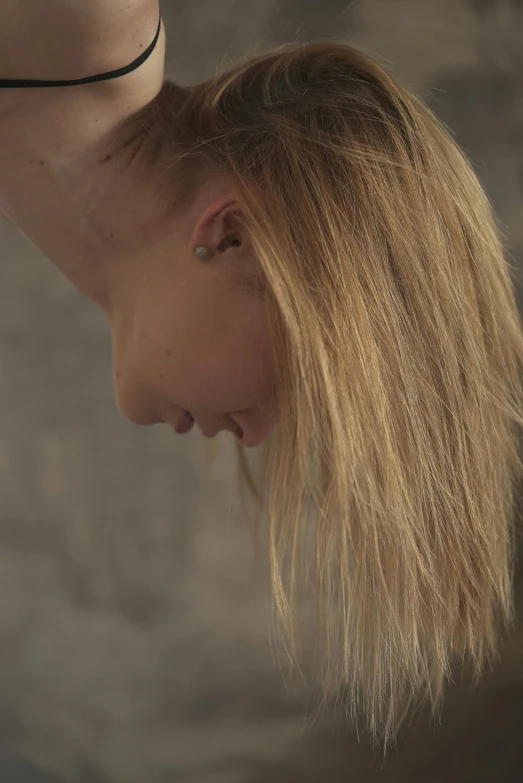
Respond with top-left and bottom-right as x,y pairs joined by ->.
110,42 -> 523,754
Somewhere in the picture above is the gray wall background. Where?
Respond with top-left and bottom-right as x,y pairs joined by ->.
1,1 -> 523,780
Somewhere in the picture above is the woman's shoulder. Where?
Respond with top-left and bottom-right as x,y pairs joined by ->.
0,1 -> 161,84
0,0 -> 165,150
0,2 -> 166,246
0,6 -> 165,178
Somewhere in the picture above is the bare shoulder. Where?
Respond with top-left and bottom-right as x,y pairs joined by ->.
0,0 -> 165,158
0,0 -> 161,82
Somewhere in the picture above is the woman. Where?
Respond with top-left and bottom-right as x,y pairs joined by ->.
2,0 -> 523,756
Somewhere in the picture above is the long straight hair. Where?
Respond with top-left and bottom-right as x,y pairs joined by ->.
110,41 -> 523,754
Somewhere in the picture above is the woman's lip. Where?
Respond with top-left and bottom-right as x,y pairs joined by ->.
174,411 -> 194,434
228,415 -> 244,440
167,412 -> 243,440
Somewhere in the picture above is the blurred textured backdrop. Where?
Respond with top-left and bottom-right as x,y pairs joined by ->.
1,1 -> 523,781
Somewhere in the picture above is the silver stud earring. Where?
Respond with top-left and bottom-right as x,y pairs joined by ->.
194,245 -> 212,260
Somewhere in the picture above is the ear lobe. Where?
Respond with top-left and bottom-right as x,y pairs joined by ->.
189,193 -> 243,255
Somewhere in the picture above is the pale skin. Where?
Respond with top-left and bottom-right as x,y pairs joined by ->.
0,1 -> 279,447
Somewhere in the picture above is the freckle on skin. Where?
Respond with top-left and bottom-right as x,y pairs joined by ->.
38,160 -> 45,165
116,371 -> 121,379
166,350 -> 172,357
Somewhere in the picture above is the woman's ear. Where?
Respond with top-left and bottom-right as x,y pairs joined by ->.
188,193 -> 244,257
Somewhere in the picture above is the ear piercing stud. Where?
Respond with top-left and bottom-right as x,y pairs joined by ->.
194,237 -> 242,260
194,245 -> 211,260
